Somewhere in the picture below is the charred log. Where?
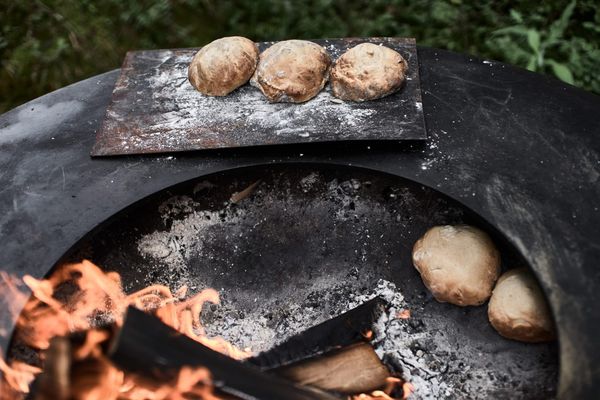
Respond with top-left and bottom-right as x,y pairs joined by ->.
247,297 -> 387,370
31,337 -> 70,400
109,306 -> 339,400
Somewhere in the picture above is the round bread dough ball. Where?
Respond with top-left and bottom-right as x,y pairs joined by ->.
412,225 -> 501,306
330,43 -> 408,102
488,268 -> 556,343
188,36 -> 259,96
251,40 -> 331,103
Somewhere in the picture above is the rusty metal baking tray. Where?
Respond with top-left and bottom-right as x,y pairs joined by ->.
91,37 -> 425,156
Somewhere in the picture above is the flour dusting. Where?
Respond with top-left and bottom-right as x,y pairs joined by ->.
95,39 -> 425,155
146,53 -> 377,138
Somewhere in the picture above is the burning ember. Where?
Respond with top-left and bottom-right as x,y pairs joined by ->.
350,377 -> 412,400
0,260 -> 411,399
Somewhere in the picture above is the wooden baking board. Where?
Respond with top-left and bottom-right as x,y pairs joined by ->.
91,37 -> 425,156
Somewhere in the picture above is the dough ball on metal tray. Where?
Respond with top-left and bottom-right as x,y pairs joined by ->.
412,225 -> 501,306
330,43 -> 408,102
488,268 -> 556,343
188,36 -> 259,96
251,40 -> 332,103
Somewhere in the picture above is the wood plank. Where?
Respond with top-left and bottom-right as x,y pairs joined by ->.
275,343 -> 389,395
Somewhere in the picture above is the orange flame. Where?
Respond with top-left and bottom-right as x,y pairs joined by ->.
0,358 -> 41,395
0,272 -> 41,398
146,366 -> 220,400
401,382 -> 414,399
1,260 -> 411,399
349,376 -> 413,400
1,260 -> 251,398
396,309 -> 411,320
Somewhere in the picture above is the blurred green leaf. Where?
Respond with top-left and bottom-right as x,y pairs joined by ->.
583,21 -> 600,33
527,55 -> 538,71
527,29 -> 540,53
547,0 -> 576,46
548,60 -> 575,84
492,26 -> 529,36
510,9 -> 523,23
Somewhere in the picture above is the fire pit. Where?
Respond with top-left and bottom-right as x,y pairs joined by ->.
0,47 -> 599,399
44,163 -> 555,399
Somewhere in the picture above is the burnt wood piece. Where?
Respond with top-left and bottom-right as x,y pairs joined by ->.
30,337 -> 71,400
28,331 -> 120,400
247,297 -> 387,370
91,37 -> 426,156
274,343 -> 390,394
109,307 -> 340,400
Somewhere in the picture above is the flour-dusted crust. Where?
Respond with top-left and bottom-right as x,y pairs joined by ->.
412,225 -> 501,306
331,43 -> 408,102
488,268 -> 556,343
251,40 -> 331,103
188,36 -> 259,96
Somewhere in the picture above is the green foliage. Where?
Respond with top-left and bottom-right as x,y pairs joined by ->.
1,0 -> 599,113
0,0 -> 218,112
488,1 -> 597,87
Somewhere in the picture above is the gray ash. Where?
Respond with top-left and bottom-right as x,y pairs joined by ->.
63,165 -> 558,399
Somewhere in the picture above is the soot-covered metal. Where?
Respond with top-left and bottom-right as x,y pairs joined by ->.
91,38 -> 425,156
57,164 -> 558,399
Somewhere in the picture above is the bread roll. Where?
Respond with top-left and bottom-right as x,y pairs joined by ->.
488,268 -> 556,343
331,43 -> 408,102
412,225 -> 501,306
251,40 -> 331,103
188,36 -> 258,96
